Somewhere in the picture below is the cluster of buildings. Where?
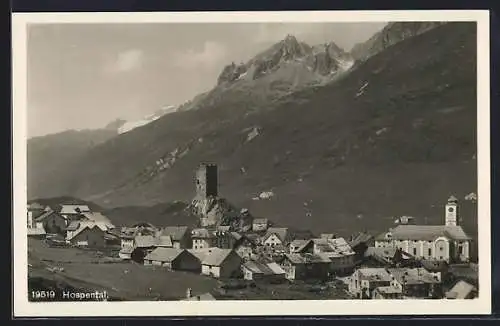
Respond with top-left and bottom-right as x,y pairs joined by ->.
27,163 -> 479,300
27,203 -> 117,247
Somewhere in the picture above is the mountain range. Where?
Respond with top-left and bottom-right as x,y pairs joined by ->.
27,22 -> 478,240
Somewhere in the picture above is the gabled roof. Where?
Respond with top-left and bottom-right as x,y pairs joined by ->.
34,209 -> 64,222
446,280 -> 476,299
188,248 -> 214,262
135,235 -> 157,248
376,225 -> 471,241
201,248 -> 237,266
348,232 -> 374,248
157,235 -> 173,247
243,260 -> 275,275
67,223 -> 105,241
284,253 -> 331,265
60,205 -> 91,215
162,226 -> 189,241
263,227 -> 289,243
144,247 -> 185,262
267,262 -> 286,275
80,212 -> 114,228
312,237 -> 356,258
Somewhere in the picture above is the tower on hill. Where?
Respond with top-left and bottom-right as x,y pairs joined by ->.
445,195 -> 459,226
195,163 -> 218,199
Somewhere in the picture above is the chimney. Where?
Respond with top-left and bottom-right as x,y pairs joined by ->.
186,288 -> 192,299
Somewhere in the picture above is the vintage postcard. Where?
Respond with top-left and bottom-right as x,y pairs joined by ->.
12,10 -> 491,317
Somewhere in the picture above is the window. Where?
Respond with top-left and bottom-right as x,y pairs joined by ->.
428,248 -> 432,256
413,248 -> 417,255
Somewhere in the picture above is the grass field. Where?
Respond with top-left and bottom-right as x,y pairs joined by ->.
28,239 -> 217,301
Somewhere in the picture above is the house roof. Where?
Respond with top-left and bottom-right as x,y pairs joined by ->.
188,248 -> 214,262
446,280 -> 476,299
66,221 -> 81,231
290,239 -> 310,248
312,237 -> 355,258
162,226 -> 189,241
81,212 -> 114,228
253,218 -> 268,224
364,247 -> 401,261
67,223 -> 105,241
375,225 -> 471,241
420,259 -> 448,272
243,260 -> 275,275
357,268 -> 393,282
144,247 -> 185,262
157,235 -> 173,247
267,262 -> 286,275
191,228 -> 214,239
135,235 -> 158,248
60,205 -> 91,215
28,202 -> 45,210
263,227 -> 289,243
34,210 -> 63,222
388,268 -> 441,285
230,232 -> 242,241
284,253 -> 331,265
348,232 -> 374,248
201,248 -> 236,266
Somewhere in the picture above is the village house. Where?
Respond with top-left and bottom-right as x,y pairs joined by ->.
363,247 -> 413,268
348,232 -> 374,262
445,280 -> 477,299
60,204 -> 91,222
233,233 -> 258,261
280,253 -> 331,281
31,209 -> 67,235
387,267 -> 442,298
66,223 -> 106,247
289,239 -> 310,254
191,228 -> 216,249
348,268 -> 393,299
252,218 -> 269,232
261,227 -> 290,248
291,238 -> 356,275
80,211 -> 115,230
199,248 -> 243,279
374,197 -> 471,263
161,226 -> 192,249
144,248 -> 201,272
242,260 -> 286,282
131,235 -> 158,263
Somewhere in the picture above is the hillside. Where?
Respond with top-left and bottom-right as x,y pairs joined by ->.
27,129 -> 119,199
27,22 -> 478,239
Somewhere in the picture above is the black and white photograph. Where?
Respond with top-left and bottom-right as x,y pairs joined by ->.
12,10 -> 491,316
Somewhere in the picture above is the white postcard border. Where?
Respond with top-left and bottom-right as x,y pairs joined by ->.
12,10 -> 491,317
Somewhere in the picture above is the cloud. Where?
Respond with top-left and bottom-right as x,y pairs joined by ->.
105,49 -> 144,73
171,41 -> 227,70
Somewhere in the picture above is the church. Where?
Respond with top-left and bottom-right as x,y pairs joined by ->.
374,196 -> 471,263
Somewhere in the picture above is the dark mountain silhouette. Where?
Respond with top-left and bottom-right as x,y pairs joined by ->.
27,22 -> 477,240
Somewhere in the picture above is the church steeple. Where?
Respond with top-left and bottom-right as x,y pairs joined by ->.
445,195 -> 459,226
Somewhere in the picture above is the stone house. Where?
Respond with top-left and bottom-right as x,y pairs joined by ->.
348,268 -> 393,299
144,248 -> 201,272
280,253 -> 331,281
66,224 -> 106,248
200,248 -> 243,279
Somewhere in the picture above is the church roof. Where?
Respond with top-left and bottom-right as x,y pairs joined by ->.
375,225 -> 471,241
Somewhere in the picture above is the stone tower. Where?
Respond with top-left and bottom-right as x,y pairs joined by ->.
445,195 -> 459,226
195,163 -> 218,199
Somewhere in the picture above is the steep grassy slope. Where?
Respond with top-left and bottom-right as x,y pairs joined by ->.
27,129 -> 119,199
27,23 -> 478,240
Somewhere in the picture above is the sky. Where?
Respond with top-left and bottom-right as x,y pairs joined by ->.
27,22 -> 387,138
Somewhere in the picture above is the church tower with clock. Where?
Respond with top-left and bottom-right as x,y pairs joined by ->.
445,195 -> 459,226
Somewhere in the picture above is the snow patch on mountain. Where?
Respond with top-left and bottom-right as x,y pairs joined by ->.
118,105 -> 178,134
